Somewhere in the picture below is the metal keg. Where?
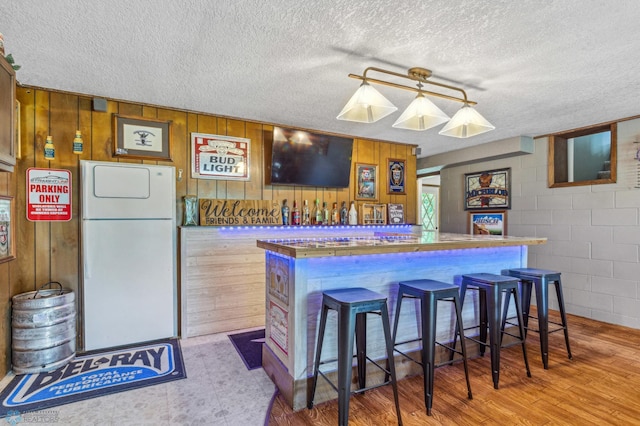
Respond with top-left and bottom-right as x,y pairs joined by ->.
12,282 -> 76,374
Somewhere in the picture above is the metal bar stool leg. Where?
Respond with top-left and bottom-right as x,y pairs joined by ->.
450,280 -> 467,361
453,294 -> 473,400
380,303 -> 403,425
479,287 -> 488,357
520,280 -> 533,333
512,286 -> 532,378
355,312 -> 367,390
554,279 -> 573,360
337,305 -> 356,426
308,304 -> 328,409
421,293 -> 437,415
534,277 -> 550,369
487,285 -> 501,389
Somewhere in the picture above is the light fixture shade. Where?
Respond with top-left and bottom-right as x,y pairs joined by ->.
337,82 -> 397,123
392,94 -> 450,131
438,104 -> 495,138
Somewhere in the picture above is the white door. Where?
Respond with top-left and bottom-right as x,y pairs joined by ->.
421,182 -> 440,232
83,219 -> 175,350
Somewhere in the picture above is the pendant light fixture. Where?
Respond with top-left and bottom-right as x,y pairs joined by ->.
438,103 -> 495,138
392,84 -> 450,131
338,66 -> 494,138
336,81 -> 397,123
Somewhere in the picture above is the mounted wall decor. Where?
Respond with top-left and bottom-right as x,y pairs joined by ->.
0,195 -> 15,263
355,163 -> 378,200
468,210 -> 507,236
113,115 -> 172,161
191,133 -> 250,180
464,168 -> 511,210
387,158 -> 406,194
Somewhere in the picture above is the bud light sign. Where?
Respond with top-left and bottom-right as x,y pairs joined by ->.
191,133 -> 251,181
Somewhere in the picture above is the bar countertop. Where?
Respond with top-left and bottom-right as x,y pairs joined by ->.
256,232 -> 546,258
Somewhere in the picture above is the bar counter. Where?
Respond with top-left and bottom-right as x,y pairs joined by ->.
257,232 -> 546,410
257,232 -> 545,258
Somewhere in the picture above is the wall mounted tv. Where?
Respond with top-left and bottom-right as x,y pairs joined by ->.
265,127 -> 354,188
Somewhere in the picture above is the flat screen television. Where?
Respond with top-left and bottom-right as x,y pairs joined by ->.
265,127 -> 353,188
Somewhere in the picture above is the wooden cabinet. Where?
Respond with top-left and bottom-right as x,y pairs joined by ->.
0,57 -> 16,172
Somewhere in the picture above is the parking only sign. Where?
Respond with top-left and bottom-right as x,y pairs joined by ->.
27,168 -> 72,222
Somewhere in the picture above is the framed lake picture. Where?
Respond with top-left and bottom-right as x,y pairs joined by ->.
464,168 -> 511,210
468,210 -> 507,236
387,159 -> 405,194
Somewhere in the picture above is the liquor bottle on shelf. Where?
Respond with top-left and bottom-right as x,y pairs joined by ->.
348,201 -> 358,225
314,199 -> 323,225
340,201 -> 348,225
331,202 -> 339,225
302,200 -> 310,225
292,200 -> 301,225
281,199 -> 290,225
322,202 -> 330,225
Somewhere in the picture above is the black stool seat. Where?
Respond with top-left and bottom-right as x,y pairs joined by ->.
504,268 -> 572,369
458,273 -> 531,389
388,279 -> 472,415
308,287 -> 402,426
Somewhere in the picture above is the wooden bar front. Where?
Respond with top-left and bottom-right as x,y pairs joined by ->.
257,233 -> 546,411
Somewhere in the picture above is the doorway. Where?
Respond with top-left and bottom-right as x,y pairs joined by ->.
419,175 -> 440,231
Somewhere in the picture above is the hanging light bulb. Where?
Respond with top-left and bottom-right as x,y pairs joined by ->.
438,104 -> 495,138
392,92 -> 450,131
337,81 -> 397,123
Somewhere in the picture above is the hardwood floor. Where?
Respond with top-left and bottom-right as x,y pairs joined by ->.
268,311 -> 640,425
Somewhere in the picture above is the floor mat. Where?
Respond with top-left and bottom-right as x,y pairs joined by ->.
0,338 -> 186,419
228,329 -> 265,370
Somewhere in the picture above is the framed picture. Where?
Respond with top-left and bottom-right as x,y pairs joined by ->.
468,210 -> 507,236
464,168 -> 511,210
387,159 -> 406,194
113,114 -> 172,161
191,133 -> 251,180
387,203 -> 405,224
0,196 -> 15,263
355,163 -> 378,200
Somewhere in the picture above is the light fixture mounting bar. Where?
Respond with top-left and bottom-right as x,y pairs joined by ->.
348,66 -> 477,106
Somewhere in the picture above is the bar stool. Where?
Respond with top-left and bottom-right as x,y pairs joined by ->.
308,287 -> 402,426
503,268 -> 572,369
457,273 -> 531,389
387,279 -> 472,415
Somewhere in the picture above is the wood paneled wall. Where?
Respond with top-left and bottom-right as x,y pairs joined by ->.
1,86 -> 416,376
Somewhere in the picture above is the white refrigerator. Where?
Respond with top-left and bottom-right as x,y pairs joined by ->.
81,160 -> 176,351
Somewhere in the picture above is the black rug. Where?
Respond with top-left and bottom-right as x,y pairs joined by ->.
229,329 -> 265,370
0,338 -> 186,419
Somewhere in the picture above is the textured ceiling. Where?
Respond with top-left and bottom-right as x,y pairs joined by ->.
2,1 -> 640,158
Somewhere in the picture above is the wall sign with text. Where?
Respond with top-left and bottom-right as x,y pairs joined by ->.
191,133 -> 250,180
199,199 -> 280,226
26,168 -> 72,222
464,168 -> 511,210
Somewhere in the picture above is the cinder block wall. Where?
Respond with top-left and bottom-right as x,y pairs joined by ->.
439,118 -> 640,329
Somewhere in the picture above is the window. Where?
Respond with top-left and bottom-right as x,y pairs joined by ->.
548,123 -> 616,188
